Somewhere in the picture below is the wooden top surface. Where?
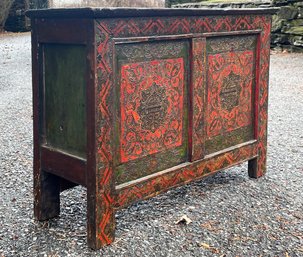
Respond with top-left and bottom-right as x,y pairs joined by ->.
26,7 -> 278,19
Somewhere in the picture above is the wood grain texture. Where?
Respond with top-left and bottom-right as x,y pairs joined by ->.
40,146 -> 86,186
26,7 -> 278,19
44,44 -> 87,158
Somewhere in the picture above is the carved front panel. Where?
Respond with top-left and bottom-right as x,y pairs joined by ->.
115,40 -> 189,183
120,58 -> 184,162
94,15 -> 271,244
205,35 -> 257,154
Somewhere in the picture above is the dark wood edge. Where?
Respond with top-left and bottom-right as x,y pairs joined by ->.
201,29 -> 262,38
254,32 -> 262,140
115,141 -> 258,209
32,18 -> 42,218
188,38 -> 194,161
40,146 -> 86,186
59,178 -> 79,192
85,19 -> 98,249
112,38 -> 119,168
26,7 -> 279,19
35,18 -> 90,44
113,34 -> 193,44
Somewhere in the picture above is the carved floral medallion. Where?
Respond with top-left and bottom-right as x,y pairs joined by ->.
120,58 -> 184,163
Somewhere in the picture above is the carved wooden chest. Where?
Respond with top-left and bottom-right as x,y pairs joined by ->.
27,7 -> 276,249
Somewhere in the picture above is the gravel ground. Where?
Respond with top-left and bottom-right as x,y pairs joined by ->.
0,32 -> 302,257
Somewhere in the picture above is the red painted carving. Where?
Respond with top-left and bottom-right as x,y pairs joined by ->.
95,15 -> 272,244
116,143 -> 257,208
191,38 -> 206,161
95,23 -> 115,246
120,58 -> 184,162
206,51 -> 254,138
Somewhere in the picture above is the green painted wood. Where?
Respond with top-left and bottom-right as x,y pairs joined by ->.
205,126 -> 254,155
44,44 -> 86,158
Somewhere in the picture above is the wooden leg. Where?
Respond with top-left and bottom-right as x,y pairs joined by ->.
34,169 -> 60,221
87,189 -> 115,247
87,185 -> 115,249
248,156 -> 266,179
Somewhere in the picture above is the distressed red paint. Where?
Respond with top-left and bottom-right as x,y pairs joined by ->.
94,15 -> 272,247
206,50 -> 254,138
120,58 -> 184,163
191,38 -> 206,161
29,8 -> 274,250
97,15 -> 270,244
95,23 -> 115,247
116,143 -> 258,208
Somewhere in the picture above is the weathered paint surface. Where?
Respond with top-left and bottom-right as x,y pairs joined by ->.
205,35 -> 256,154
44,44 -> 87,158
95,14 -> 271,247
120,58 -> 184,162
29,9 -> 272,250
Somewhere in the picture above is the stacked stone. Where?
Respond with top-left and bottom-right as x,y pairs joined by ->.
271,0 -> 303,52
4,0 -> 30,32
3,0 -> 166,32
173,0 -> 303,52
173,1 -> 272,8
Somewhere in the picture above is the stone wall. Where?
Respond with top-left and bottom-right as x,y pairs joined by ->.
174,1 -> 303,52
48,0 -> 165,8
0,0 -> 14,31
271,0 -> 303,52
165,0 -> 200,7
4,0 -> 30,32
2,0 -> 165,32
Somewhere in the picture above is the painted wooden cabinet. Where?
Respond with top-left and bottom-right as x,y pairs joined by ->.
27,7 -> 276,249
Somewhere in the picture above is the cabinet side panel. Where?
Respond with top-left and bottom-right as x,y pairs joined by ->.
44,44 -> 87,158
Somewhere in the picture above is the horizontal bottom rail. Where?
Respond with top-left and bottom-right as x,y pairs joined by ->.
41,146 -> 87,187
115,142 -> 258,209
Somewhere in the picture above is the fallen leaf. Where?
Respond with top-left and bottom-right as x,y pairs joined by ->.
199,242 -> 220,254
293,213 -> 303,219
200,242 -> 211,248
285,253 -> 290,257
201,220 -> 220,233
175,215 -> 192,225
